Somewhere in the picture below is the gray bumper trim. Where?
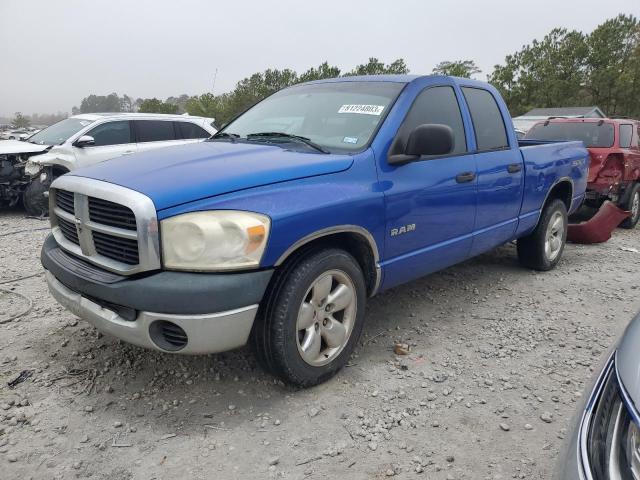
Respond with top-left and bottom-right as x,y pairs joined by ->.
46,271 -> 257,355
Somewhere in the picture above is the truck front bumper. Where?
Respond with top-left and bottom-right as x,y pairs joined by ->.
41,235 -> 273,355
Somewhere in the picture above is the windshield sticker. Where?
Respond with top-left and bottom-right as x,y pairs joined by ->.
338,104 -> 385,116
343,136 -> 358,144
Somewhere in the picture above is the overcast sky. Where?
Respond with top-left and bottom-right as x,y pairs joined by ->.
0,0 -> 637,116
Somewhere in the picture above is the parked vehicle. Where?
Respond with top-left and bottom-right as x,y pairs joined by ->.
555,310 -> 640,479
525,118 -> 640,228
0,128 -> 32,141
0,113 -> 216,215
41,75 -> 588,386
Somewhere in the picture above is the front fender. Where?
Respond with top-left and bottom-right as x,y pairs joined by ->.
25,152 -> 75,176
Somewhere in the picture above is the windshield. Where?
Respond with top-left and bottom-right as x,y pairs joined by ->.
525,122 -> 615,148
218,81 -> 405,153
28,117 -> 93,145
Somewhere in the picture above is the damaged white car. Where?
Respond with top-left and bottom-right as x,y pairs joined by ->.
0,113 -> 216,216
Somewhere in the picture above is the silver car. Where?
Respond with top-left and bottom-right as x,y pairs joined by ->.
556,311 -> 640,479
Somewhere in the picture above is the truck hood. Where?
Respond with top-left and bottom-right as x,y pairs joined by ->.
616,311 -> 640,410
69,141 -> 354,210
0,140 -> 50,155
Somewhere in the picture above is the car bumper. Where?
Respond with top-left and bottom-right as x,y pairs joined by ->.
554,350 -> 617,480
41,234 -> 273,354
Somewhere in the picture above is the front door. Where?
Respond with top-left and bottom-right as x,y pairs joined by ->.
74,120 -> 137,168
379,85 -> 477,289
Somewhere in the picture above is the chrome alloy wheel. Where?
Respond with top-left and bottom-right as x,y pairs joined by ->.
296,270 -> 357,366
545,210 -> 565,262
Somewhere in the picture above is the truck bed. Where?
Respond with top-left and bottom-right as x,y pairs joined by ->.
516,140 -> 589,236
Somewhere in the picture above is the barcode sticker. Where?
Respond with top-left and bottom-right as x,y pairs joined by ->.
338,105 -> 385,116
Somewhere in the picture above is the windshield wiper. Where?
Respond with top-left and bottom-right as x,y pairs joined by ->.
245,132 -> 329,154
210,131 -> 240,142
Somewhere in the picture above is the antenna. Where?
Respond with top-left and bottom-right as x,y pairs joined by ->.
212,68 -> 218,94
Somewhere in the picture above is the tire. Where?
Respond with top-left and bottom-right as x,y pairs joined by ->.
252,248 -> 367,387
620,183 -> 640,229
22,179 -> 50,217
517,199 -> 568,271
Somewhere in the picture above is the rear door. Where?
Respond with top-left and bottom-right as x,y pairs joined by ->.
73,120 -> 137,168
379,85 -> 477,288
133,119 -> 180,153
461,87 -> 524,256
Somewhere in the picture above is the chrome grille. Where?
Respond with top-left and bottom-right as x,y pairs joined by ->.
49,177 -> 160,275
55,189 -> 75,215
93,230 -> 139,265
57,216 -> 80,245
88,197 -> 137,231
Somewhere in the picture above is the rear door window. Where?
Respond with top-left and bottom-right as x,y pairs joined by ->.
175,121 -> 210,139
461,87 -> 509,151
85,121 -> 132,146
135,120 -> 176,143
619,124 -> 633,148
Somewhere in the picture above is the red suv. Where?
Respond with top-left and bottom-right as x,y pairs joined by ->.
525,118 -> 640,228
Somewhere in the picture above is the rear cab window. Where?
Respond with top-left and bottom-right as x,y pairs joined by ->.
525,122 -> 615,148
461,87 -> 509,151
135,120 -> 176,143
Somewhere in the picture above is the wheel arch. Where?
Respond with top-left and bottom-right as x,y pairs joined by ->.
274,226 -> 381,297
543,178 -> 573,212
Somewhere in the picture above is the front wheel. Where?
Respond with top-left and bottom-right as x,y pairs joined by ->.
252,248 -> 367,387
620,183 -> 640,229
517,199 -> 568,271
22,178 -> 50,217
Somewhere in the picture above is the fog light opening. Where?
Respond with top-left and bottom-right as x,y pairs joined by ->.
149,320 -> 188,352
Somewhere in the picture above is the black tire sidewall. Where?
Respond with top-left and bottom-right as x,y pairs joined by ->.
22,179 -> 49,217
269,249 -> 367,387
621,184 -> 640,228
518,199 -> 568,271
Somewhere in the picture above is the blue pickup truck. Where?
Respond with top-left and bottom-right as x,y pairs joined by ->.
41,75 -> 589,386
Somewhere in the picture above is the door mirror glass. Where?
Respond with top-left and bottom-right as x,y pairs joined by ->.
74,135 -> 95,148
388,124 -> 454,165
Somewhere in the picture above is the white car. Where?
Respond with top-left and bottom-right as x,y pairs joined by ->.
0,113 -> 216,215
0,128 -> 32,141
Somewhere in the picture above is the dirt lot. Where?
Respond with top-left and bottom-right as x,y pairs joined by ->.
1,208 -> 639,480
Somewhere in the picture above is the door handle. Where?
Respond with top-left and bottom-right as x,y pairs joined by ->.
122,151 -> 135,155
455,172 -> 476,183
507,163 -> 522,173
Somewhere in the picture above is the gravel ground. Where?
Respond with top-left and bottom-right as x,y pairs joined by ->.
1,207 -> 639,480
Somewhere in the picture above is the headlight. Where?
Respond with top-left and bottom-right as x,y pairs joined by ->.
583,361 -> 640,479
161,211 -> 270,271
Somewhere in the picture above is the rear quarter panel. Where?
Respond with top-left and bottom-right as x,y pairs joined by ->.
516,141 -> 588,237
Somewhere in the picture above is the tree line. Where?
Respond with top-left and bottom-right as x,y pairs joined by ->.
12,13 -> 638,129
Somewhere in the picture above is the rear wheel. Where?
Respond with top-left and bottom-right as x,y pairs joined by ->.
517,199 -> 568,271
620,183 -> 640,229
252,248 -> 366,387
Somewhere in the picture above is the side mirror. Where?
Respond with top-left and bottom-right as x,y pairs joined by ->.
388,124 -> 454,165
74,135 -> 95,148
